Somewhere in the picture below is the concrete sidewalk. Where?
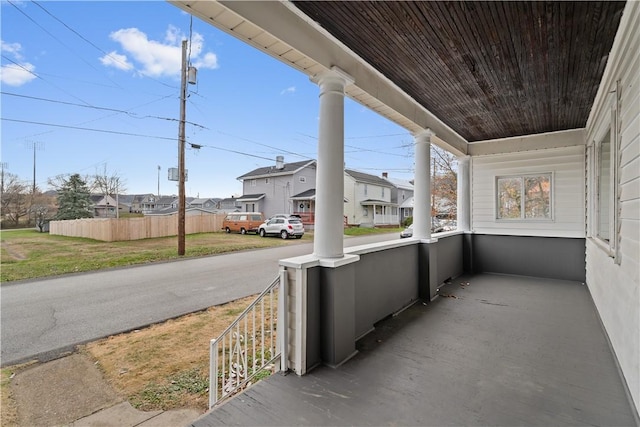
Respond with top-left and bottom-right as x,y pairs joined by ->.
72,402 -> 200,427
9,353 -> 202,427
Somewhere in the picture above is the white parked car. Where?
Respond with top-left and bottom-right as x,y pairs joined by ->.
400,224 -> 413,238
259,217 -> 305,239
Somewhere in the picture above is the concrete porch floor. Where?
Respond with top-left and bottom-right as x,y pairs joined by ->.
192,273 -> 637,426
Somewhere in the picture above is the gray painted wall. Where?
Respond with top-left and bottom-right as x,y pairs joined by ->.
306,267 -> 321,371
354,245 -> 419,338
319,264 -> 356,367
435,234 -> 465,285
469,234 -> 586,282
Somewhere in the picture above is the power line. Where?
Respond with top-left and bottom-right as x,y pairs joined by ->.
34,71 -> 121,89
297,131 -> 411,157
1,54 -> 93,106
5,92 -> 178,142
298,131 -> 410,140
2,91 -> 209,129
217,130 -> 314,161
189,142 -> 278,162
2,118 -> 177,141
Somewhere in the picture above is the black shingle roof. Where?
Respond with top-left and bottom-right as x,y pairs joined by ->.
237,160 -> 315,179
345,169 -> 392,187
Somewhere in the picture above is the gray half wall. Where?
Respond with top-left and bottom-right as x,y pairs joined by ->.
468,234 -> 586,282
354,244 -> 419,338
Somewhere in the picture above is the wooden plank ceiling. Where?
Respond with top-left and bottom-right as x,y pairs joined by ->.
292,1 -> 625,142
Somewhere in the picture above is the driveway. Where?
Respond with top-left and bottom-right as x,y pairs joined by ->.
1,233 -> 397,366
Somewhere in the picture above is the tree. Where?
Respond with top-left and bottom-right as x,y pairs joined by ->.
55,174 -> 93,220
91,165 -> 127,218
30,192 -> 58,232
91,164 -> 126,197
431,146 -> 458,221
1,172 -> 29,226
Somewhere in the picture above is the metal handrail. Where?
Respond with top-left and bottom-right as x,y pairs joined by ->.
209,271 -> 287,408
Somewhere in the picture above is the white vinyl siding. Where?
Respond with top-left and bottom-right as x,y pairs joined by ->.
471,146 -> 584,237
343,175 -> 393,225
585,1 -> 639,414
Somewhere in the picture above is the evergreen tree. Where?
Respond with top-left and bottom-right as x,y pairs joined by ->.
55,174 -> 93,220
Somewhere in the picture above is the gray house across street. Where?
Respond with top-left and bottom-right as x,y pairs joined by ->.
237,157 -> 317,220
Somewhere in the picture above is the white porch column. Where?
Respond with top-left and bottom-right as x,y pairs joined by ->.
313,67 -> 353,258
413,130 -> 433,240
457,155 -> 471,232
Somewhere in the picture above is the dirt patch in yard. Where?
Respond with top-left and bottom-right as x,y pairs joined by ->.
0,241 -> 27,261
84,294 -> 258,412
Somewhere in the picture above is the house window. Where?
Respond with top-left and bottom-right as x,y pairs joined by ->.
265,178 -> 270,184
299,176 -> 306,183
382,187 -> 385,197
496,174 -> 552,220
597,128 -> 612,242
590,88 -> 619,258
364,184 -> 368,196
250,179 -> 257,187
363,207 -> 368,217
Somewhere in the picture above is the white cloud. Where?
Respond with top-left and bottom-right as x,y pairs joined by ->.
1,40 -> 36,86
194,52 -> 218,70
99,51 -> 133,71
1,40 -> 24,60
101,26 -> 219,78
164,25 -> 181,45
1,62 -> 36,86
280,86 -> 296,95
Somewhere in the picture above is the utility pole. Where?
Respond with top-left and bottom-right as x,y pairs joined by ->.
178,39 -> 187,256
25,141 -> 43,195
157,165 -> 161,198
25,141 -> 43,226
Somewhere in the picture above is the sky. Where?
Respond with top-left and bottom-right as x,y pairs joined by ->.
1,0 -> 416,198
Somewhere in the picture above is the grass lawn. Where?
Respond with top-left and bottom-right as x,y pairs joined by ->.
0,229 -> 310,283
344,226 -> 403,236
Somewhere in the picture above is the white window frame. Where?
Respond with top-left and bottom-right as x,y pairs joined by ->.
495,173 -> 554,221
250,179 -> 257,187
299,176 -> 306,183
589,89 -> 619,260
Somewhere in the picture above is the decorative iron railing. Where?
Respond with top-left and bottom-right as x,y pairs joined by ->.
209,271 -> 287,408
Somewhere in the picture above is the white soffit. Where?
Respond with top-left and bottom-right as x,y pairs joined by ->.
468,128 -> 586,156
169,0 -> 468,156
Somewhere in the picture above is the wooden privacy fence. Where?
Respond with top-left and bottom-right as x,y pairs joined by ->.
49,214 -> 227,242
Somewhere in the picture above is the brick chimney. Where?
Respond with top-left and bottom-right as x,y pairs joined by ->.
382,172 -> 388,178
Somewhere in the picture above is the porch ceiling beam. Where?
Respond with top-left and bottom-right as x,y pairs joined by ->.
467,128 -> 586,156
169,0 -> 468,156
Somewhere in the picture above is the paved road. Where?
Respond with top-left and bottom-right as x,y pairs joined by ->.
1,233 -> 398,366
